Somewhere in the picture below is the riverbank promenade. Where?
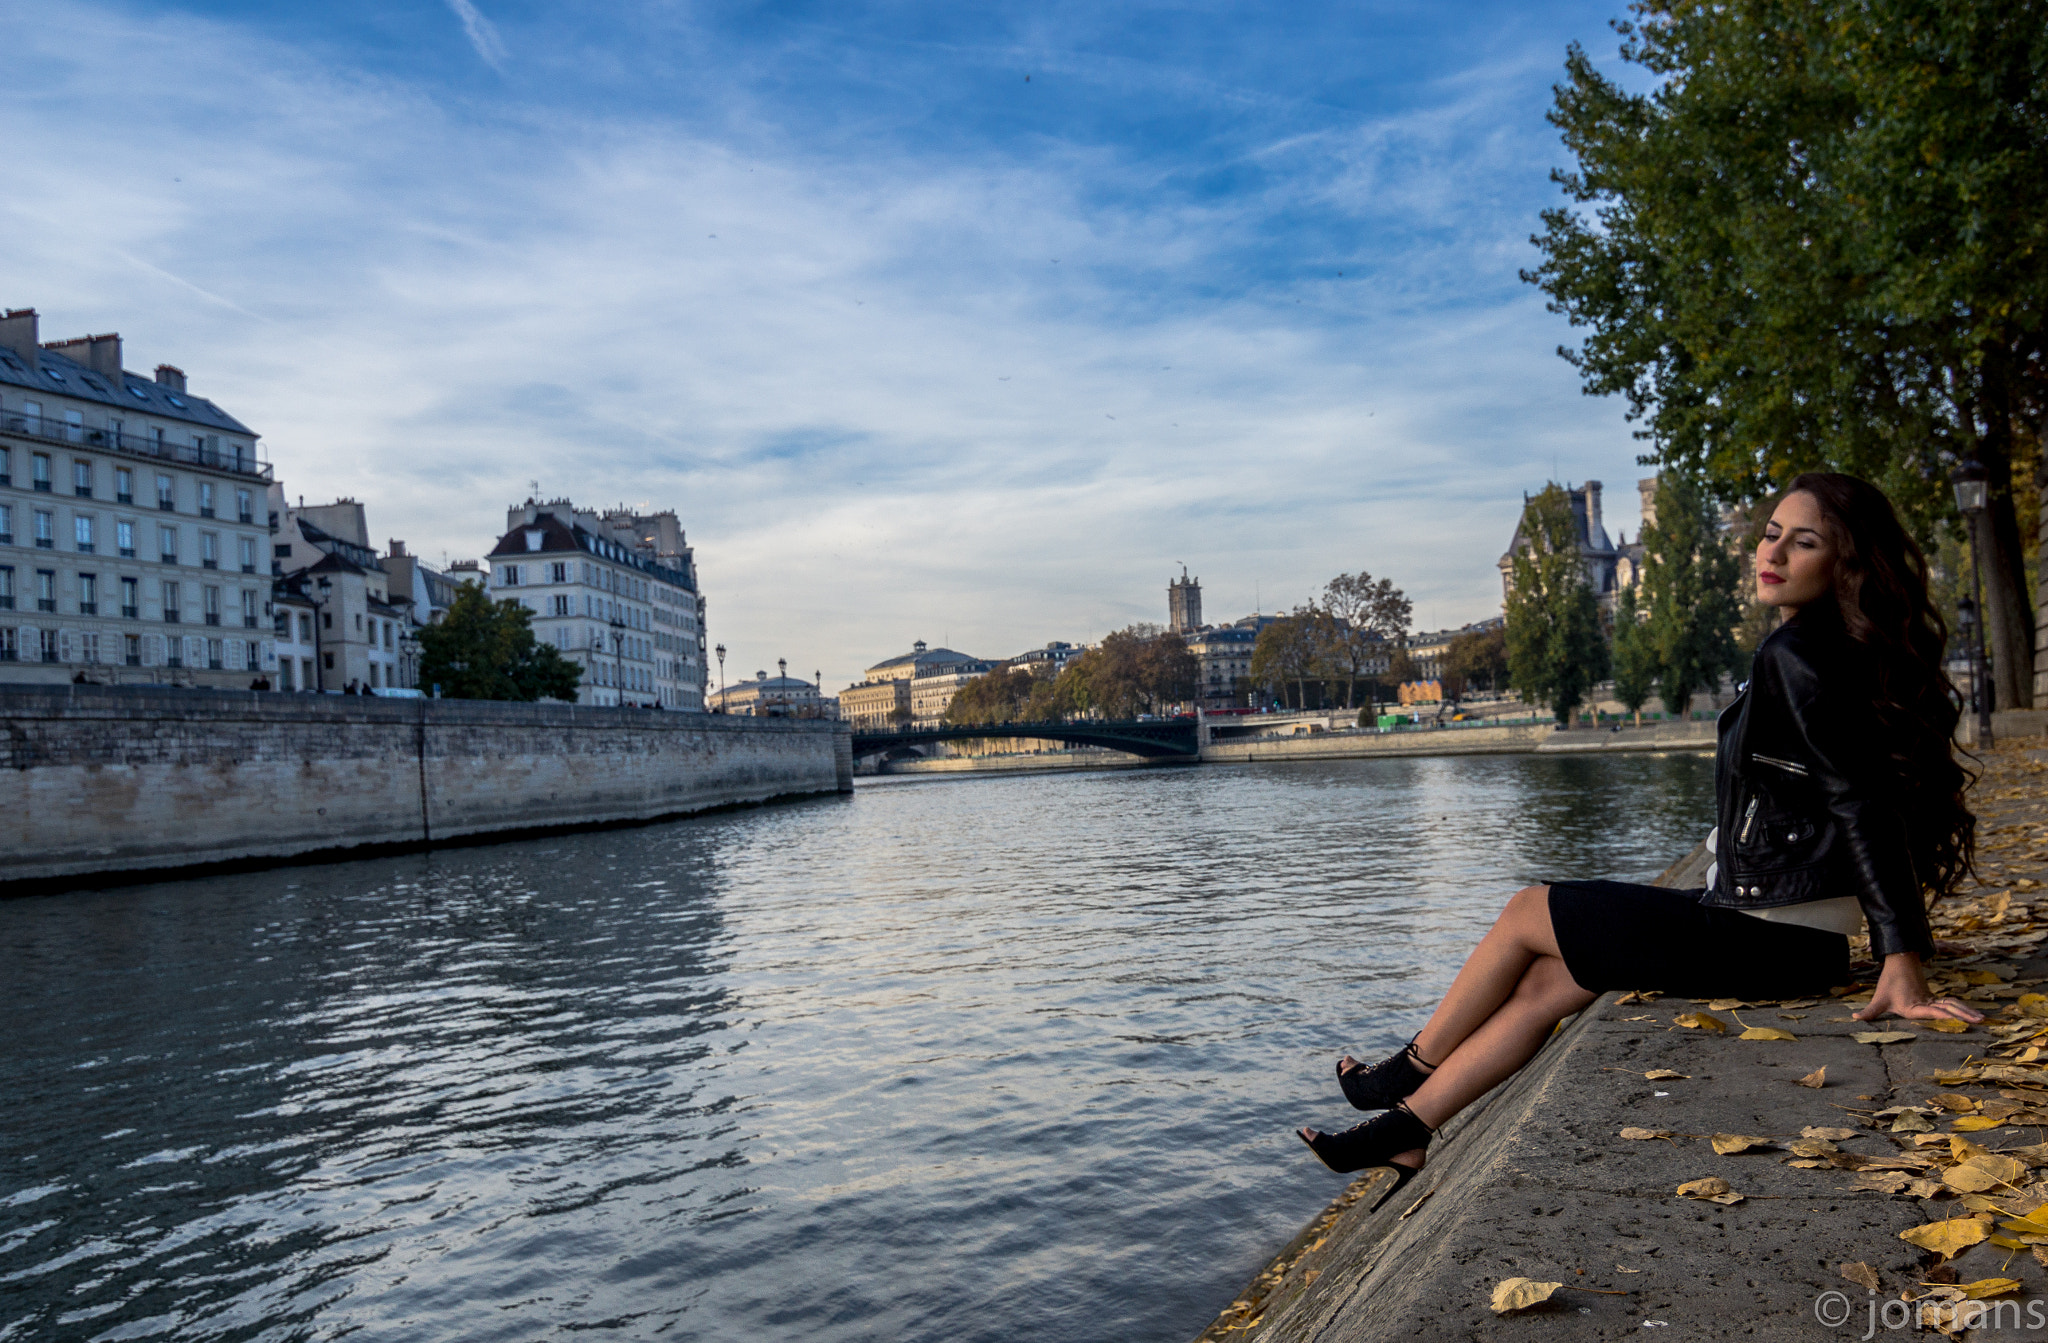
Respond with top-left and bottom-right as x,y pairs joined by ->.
1197,738 -> 2048,1340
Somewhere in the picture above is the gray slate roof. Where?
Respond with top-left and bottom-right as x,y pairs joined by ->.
0,344 -> 255,436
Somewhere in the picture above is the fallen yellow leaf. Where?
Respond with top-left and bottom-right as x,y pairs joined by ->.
1642,1069 -> 1689,1080
1739,1026 -> 1797,1041
1676,1176 -> 1742,1203
1490,1278 -> 1563,1314
1710,1133 -> 1775,1155
1802,1126 -> 1858,1141
1789,1137 -> 1839,1157
1952,1116 -> 2006,1132
1854,1030 -> 1917,1044
1925,1018 -> 1970,1034
1675,1012 -> 1728,1033
1840,1262 -> 1880,1291
1795,1066 -> 1827,1088
1953,1277 -> 2023,1300
1900,1218 -> 1991,1259
1619,1127 -> 1673,1141
1963,970 -> 2006,986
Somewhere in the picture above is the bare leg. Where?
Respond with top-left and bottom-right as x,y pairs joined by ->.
1343,886 -> 1595,1171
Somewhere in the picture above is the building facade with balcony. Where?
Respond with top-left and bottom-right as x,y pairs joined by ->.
485,500 -> 707,709
269,493 -> 411,692
0,307 -> 276,687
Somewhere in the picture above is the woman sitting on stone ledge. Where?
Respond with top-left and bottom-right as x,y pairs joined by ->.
1299,472 -> 1983,1189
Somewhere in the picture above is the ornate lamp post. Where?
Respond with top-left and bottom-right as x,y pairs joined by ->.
1952,459 -> 1994,746
714,642 -> 726,712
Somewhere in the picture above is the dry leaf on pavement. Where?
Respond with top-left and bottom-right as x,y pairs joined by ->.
1854,1030 -> 1917,1044
1739,1026 -> 1797,1041
1899,1218 -> 1991,1259
1676,1177 -> 1743,1204
1710,1134 -> 1775,1155
1840,1262 -> 1880,1290
1924,1018 -> 1970,1034
1795,1066 -> 1827,1088
1950,1277 -> 2023,1300
1619,1127 -> 1673,1140
1643,1069 -> 1689,1080
1789,1137 -> 1839,1157
1674,1012 -> 1728,1033
1490,1278 -> 1563,1314
1802,1126 -> 1858,1141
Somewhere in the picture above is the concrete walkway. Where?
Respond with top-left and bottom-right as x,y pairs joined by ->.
1194,751 -> 2048,1341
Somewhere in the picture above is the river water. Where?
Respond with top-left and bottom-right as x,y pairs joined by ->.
1,752 -> 1713,1343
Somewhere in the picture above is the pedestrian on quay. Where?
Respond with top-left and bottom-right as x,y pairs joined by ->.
1299,472 -> 1983,1192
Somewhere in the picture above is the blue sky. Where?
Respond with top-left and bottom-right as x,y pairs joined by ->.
5,0 -> 1651,689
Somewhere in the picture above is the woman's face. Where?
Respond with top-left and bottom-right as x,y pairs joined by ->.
1756,490 -> 1838,613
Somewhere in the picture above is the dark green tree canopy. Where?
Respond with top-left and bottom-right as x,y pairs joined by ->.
1638,473 -> 1745,714
1504,484 -> 1610,723
417,584 -> 583,703
1526,0 -> 2047,708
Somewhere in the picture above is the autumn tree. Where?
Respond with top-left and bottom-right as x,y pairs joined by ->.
418,584 -> 583,702
1251,611 -> 1322,709
1504,485 -> 1609,723
1525,0 -> 2048,709
944,666 -> 1038,726
1445,625 -> 1509,695
1319,571 -> 1412,708
1638,474 -> 1744,715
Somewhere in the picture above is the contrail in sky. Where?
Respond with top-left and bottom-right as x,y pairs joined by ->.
445,0 -> 508,71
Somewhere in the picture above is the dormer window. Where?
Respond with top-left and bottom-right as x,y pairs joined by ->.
524,529 -> 544,552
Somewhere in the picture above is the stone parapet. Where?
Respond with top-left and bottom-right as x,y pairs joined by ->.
2,685 -> 850,888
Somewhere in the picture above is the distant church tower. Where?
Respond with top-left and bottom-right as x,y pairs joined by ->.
1168,567 -> 1202,633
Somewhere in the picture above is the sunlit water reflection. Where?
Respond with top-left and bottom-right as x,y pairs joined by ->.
1,751 -> 1712,1342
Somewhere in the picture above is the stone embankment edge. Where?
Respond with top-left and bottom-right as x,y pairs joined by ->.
1192,838 -> 2044,1342
1200,719 -> 1715,765
2,684 -> 853,894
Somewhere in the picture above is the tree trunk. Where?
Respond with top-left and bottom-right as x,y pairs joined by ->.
1979,383 -> 2038,711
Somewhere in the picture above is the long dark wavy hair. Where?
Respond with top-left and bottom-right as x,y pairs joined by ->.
1782,472 -> 1974,900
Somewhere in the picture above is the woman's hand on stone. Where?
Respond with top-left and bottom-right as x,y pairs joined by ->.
1853,952 -> 1984,1024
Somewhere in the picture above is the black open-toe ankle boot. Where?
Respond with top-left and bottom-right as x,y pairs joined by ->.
1297,1100 -> 1433,1176
1336,1036 -> 1437,1111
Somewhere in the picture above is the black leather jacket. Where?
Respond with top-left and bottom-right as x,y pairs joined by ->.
1705,616 -> 1935,959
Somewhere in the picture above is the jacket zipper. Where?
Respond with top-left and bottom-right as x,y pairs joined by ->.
1751,753 -> 1809,777
1738,795 -> 1760,844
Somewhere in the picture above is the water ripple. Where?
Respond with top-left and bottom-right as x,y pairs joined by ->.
1,752 -> 1710,1342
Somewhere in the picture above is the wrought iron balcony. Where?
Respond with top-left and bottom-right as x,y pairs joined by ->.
0,409 -> 270,481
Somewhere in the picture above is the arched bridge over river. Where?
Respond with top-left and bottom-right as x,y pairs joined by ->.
850,719 -> 1200,760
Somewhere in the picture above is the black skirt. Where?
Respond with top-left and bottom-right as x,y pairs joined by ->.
1548,879 -> 1851,1000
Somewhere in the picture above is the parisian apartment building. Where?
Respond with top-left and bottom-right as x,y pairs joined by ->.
0,308 -> 279,687
486,498 -> 709,710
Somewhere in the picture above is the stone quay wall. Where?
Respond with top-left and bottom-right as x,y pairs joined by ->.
2,686 -> 853,888
1198,716 -> 1716,764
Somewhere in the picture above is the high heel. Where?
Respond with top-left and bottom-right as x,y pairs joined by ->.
1336,1036 -> 1437,1111
1297,1101 -> 1433,1175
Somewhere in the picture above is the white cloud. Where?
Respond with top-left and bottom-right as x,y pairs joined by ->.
0,1 -> 1644,689
446,0 -> 510,72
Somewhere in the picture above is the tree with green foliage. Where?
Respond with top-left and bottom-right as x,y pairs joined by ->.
1638,474 -> 1744,715
1609,583 -> 1658,727
1525,0 -> 2048,710
417,583 -> 583,702
1505,485 -> 1610,724
1319,571 -> 1412,708
1034,627 -> 1198,719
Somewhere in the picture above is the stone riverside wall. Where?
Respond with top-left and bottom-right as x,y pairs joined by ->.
1198,716 -> 1715,764
2,686 -> 852,888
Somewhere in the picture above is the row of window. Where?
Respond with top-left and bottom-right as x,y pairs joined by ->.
0,566 -> 262,625
0,628 -> 264,670
0,503 -> 260,569
497,560 -> 697,628
0,447 -> 256,519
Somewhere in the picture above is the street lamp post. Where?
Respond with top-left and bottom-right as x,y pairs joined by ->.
714,643 -> 726,712
1952,459 -> 1994,747
610,619 -> 628,707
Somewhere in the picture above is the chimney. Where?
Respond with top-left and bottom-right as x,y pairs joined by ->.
42,333 -> 123,379
1582,480 -> 1605,548
0,308 -> 39,370
154,364 -> 186,393
390,539 -> 408,557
